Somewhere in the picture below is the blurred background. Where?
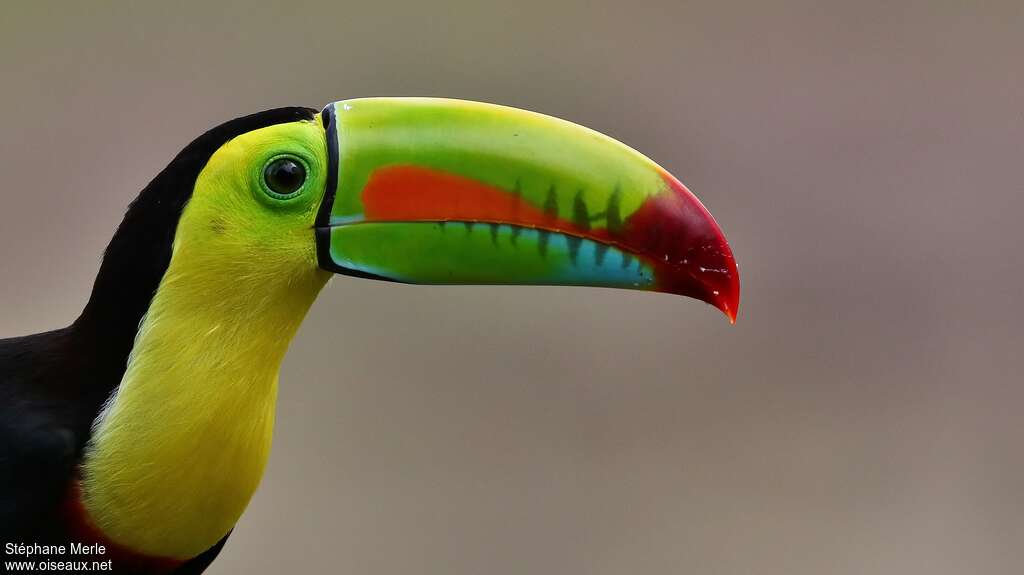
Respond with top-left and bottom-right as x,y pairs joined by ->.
1,1 -> 1021,573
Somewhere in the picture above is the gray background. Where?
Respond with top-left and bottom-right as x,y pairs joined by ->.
1,1 -> 1021,573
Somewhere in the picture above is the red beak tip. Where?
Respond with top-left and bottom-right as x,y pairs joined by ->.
714,295 -> 739,324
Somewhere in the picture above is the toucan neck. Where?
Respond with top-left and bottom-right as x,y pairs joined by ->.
78,247 -> 327,560
69,105 -> 324,561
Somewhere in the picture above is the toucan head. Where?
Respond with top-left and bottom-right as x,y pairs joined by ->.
72,98 -> 740,562
173,97 -> 739,322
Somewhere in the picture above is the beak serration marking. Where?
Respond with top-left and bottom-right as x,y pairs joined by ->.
538,229 -> 551,257
543,185 -> 558,220
606,185 -> 623,233
572,190 -> 591,232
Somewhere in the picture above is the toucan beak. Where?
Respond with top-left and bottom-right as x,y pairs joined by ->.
314,98 -> 739,321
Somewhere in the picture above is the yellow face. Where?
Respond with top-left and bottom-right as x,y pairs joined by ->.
175,117 -> 330,285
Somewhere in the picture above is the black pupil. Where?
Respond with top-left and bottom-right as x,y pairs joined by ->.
264,158 -> 306,196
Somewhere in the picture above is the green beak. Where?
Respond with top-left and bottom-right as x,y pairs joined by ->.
315,98 -> 739,321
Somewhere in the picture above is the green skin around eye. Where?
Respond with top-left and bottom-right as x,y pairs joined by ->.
234,122 -> 328,219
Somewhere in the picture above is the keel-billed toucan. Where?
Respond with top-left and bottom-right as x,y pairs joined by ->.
0,98 -> 738,573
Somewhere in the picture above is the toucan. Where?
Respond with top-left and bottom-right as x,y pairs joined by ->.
0,98 -> 739,573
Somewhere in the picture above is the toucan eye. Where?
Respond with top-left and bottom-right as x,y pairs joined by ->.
263,157 -> 307,198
